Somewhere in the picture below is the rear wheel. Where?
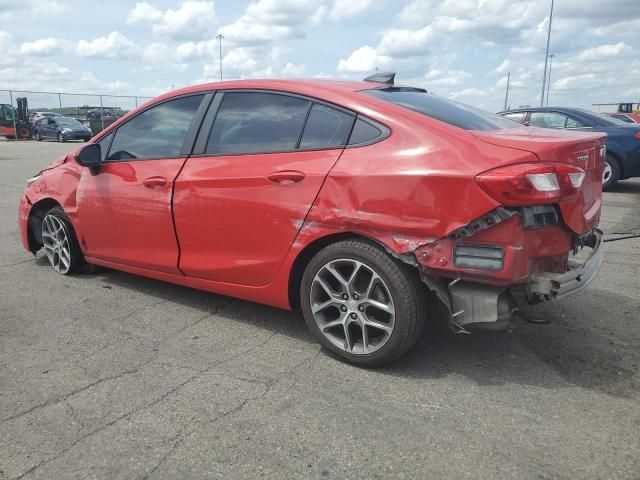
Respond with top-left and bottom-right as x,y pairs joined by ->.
41,207 -> 84,274
603,154 -> 620,190
300,239 -> 426,367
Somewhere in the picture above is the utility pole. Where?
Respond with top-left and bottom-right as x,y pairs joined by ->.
216,34 -> 224,82
540,0 -> 554,106
503,72 -> 511,111
546,54 -> 555,106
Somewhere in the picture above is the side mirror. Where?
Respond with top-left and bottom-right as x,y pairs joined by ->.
75,143 -> 101,173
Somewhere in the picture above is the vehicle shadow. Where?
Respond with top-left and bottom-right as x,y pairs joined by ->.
607,179 -> 640,194
38,257 -> 638,399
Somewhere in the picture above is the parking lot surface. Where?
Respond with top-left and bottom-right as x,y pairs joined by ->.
1,139 -> 639,479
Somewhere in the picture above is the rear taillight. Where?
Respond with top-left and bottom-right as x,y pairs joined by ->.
634,131 -> 640,140
476,162 -> 586,206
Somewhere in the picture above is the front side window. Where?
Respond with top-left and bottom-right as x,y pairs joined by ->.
107,95 -> 204,161
299,104 -> 353,149
529,112 -> 568,129
206,92 -> 310,155
98,132 -> 114,161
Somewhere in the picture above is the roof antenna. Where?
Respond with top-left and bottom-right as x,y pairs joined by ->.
363,72 -> 395,85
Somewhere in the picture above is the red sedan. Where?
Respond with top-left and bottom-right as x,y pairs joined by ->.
18,73 -> 605,366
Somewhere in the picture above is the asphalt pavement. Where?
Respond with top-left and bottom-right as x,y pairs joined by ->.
1,139 -> 639,479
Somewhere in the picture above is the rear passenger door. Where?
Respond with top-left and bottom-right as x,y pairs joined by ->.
173,91 -> 354,287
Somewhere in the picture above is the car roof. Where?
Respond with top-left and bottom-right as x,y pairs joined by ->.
500,106 -> 589,115
147,79 -> 387,109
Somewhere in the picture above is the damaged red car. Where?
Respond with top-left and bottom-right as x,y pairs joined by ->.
18,73 -> 605,366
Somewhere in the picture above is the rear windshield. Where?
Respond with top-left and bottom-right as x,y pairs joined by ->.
362,88 -> 518,131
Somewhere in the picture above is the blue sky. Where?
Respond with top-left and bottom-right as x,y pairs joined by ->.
1,0 -> 639,112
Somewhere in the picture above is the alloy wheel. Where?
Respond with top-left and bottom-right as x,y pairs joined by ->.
603,162 -> 612,184
41,214 -> 72,274
310,258 -> 395,355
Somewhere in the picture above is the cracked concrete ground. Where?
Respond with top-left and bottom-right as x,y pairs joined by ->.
1,139 -> 639,480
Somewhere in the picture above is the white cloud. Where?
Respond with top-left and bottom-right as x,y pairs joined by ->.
0,31 -> 11,51
577,42 -> 632,62
449,87 -> 488,99
127,1 -> 216,40
337,45 -> 392,73
76,32 -> 137,59
425,68 -> 472,87
378,26 -> 433,58
488,59 -> 512,76
19,38 -> 71,56
126,2 -> 163,24
330,0 -> 377,20
219,0 -> 325,46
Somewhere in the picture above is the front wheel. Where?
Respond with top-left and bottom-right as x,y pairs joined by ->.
34,130 -> 42,141
41,207 -> 84,274
300,239 -> 426,367
603,154 -> 620,190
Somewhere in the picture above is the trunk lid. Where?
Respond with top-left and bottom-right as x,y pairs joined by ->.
472,127 -> 606,234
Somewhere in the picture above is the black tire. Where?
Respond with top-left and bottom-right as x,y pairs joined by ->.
300,239 -> 426,367
41,206 -> 85,274
34,130 -> 42,141
57,132 -> 65,142
603,154 -> 621,190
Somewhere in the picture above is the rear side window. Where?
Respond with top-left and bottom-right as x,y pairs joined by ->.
348,119 -> 383,145
363,88 -> 518,131
529,112 -> 568,129
206,92 -> 310,154
565,116 -> 588,128
299,104 -> 353,149
107,95 -> 203,161
610,114 -> 634,124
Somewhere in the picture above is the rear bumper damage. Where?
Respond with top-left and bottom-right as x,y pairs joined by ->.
421,228 -> 603,332
529,228 -> 603,300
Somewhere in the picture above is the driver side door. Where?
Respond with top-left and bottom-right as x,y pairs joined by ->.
76,93 -> 210,273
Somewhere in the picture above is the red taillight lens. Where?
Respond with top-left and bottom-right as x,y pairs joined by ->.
476,162 -> 586,206
634,131 -> 640,140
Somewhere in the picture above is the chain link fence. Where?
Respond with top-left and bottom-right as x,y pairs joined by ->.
0,89 -> 154,140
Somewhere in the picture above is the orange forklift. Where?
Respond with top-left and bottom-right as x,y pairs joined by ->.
0,97 -> 31,139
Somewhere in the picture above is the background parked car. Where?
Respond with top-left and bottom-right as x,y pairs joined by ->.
498,107 -> 640,189
29,111 -> 63,125
33,116 -> 92,142
608,113 -> 640,124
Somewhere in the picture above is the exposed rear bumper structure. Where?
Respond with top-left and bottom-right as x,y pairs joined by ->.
529,228 -> 603,300
440,229 -> 603,332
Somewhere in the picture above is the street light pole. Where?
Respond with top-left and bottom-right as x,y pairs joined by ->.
216,34 -> 224,82
540,0 -> 554,107
546,54 -> 555,106
503,72 -> 511,111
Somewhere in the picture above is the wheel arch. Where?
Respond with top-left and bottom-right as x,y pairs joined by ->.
26,198 -> 63,252
606,149 -> 624,176
288,231 -> 390,310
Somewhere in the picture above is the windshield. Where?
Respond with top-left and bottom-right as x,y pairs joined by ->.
362,88 -> 519,131
57,118 -> 82,126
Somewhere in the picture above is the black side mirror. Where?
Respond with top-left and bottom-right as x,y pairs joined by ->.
75,143 -> 101,174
